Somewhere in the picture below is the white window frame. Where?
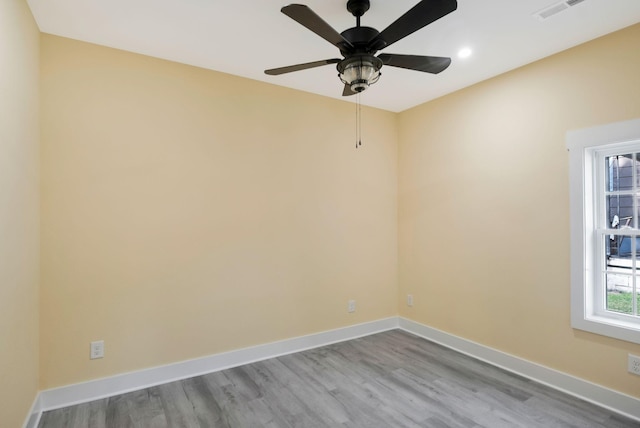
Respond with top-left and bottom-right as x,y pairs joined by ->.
567,118 -> 640,344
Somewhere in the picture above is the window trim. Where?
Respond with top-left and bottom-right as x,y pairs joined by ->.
567,118 -> 640,345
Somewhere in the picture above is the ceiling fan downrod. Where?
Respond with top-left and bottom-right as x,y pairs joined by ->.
347,0 -> 370,27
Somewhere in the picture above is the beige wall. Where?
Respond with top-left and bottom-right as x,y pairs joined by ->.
39,35 -> 398,389
36,19 -> 640,405
398,23 -> 640,398
0,0 -> 40,426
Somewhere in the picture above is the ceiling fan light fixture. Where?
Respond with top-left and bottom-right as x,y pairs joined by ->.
338,56 -> 382,93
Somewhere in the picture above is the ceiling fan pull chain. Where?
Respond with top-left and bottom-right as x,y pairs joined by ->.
356,93 -> 362,148
359,94 -> 362,147
356,94 -> 360,149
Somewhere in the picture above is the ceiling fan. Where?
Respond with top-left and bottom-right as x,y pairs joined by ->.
265,0 -> 458,96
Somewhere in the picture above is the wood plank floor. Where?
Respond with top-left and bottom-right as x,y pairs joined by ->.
38,330 -> 640,428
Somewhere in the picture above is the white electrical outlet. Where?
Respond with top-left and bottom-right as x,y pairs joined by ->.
348,300 -> 356,313
629,354 -> 640,376
90,340 -> 105,359
407,294 -> 414,307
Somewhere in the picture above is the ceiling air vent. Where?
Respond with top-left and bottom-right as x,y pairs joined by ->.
534,0 -> 586,21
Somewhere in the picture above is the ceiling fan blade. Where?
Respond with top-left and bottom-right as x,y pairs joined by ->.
342,83 -> 357,97
265,58 -> 341,76
370,0 -> 457,50
282,4 -> 354,52
378,54 -> 451,74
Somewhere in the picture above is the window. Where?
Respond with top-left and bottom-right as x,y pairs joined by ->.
567,118 -> 640,344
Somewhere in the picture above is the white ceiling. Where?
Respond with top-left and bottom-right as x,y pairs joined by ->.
27,0 -> 640,112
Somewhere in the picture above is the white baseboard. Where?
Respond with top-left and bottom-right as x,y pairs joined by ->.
28,316 -> 640,424
399,317 -> 640,422
23,394 -> 41,428
37,317 -> 399,412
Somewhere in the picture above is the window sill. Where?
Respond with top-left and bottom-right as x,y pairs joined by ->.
572,313 -> 640,344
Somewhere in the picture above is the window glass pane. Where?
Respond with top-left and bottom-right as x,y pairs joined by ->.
606,195 -> 634,229
607,288 -> 634,315
605,232 -> 639,316
605,267 -> 631,289
636,153 -> 640,188
606,233 -> 640,261
636,195 -> 640,231
634,278 -> 639,317
607,234 -> 625,260
605,233 -> 633,276
606,154 -> 634,192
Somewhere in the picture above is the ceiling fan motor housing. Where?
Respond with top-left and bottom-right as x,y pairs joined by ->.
340,26 -> 380,54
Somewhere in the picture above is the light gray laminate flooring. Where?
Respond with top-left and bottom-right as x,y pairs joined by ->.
38,330 -> 640,428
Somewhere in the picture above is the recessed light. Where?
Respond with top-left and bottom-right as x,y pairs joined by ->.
458,47 -> 472,59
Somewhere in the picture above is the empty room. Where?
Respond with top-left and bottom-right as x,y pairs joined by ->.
2,0 -> 640,427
